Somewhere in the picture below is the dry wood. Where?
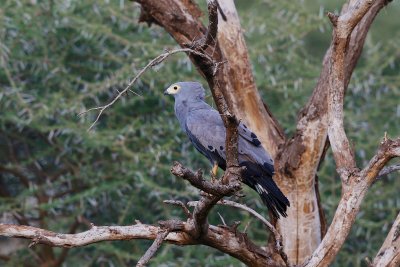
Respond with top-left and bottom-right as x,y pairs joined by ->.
377,163 -> 400,178
170,162 -> 241,196
136,220 -> 183,266
0,223 -> 192,247
0,221 -> 282,266
136,229 -> 170,267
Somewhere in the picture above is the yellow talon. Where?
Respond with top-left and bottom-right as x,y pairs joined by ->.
211,162 -> 219,182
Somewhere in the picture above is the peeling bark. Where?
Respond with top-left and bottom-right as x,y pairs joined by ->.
216,0 -> 285,157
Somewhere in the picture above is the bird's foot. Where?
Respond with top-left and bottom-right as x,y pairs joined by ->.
210,162 -> 219,183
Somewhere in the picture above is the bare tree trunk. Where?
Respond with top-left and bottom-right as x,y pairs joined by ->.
216,0 -> 285,157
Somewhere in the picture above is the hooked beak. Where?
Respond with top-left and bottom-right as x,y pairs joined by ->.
163,90 -> 169,95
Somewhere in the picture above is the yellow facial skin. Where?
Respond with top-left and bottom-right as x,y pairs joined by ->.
165,84 -> 181,95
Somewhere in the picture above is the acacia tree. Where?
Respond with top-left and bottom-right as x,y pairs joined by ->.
1,0 -> 399,266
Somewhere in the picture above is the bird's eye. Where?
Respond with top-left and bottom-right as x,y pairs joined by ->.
173,86 -> 178,90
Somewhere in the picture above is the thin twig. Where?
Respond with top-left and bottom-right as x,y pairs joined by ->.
201,0 -> 219,50
217,200 -> 290,266
217,212 -> 227,226
79,48 -> 212,131
243,219 -> 252,234
377,163 -> 400,179
136,229 -> 170,267
217,200 -> 275,234
163,200 -> 192,218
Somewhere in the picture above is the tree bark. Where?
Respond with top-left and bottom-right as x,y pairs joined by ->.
372,212 -> 400,267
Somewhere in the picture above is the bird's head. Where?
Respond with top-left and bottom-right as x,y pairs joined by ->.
164,82 -> 205,101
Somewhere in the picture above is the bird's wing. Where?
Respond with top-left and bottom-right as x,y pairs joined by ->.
238,139 -> 274,175
185,109 -> 227,168
238,122 -> 261,146
184,108 -> 274,175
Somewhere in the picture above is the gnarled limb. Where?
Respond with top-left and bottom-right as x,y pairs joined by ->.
171,162 -> 241,196
326,0 -> 374,177
0,221 -> 282,267
0,223 -> 193,247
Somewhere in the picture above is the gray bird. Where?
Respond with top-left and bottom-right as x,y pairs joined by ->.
164,82 -> 289,218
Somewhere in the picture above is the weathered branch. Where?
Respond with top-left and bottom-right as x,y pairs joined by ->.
190,195 -> 220,239
326,1 -> 375,178
200,0 -> 219,50
136,229 -> 169,267
216,0 -> 285,155
0,223 -> 193,247
137,220 -> 182,267
362,138 -> 400,184
377,163 -> 400,179
372,212 -> 400,267
163,200 -> 192,218
170,162 -> 241,196
219,200 -> 289,266
299,1 -> 399,265
0,222 -> 282,267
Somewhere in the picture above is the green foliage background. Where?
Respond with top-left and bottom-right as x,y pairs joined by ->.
0,0 -> 399,266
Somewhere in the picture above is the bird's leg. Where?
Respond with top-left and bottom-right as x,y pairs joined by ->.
211,162 -> 218,183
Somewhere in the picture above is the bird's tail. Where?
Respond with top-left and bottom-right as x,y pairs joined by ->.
254,177 -> 290,219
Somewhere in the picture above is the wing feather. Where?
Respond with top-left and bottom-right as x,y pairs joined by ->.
185,109 -> 227,169
238,122 -> 261,146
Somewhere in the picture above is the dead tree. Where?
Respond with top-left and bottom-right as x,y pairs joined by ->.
1,0 -> 399,266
